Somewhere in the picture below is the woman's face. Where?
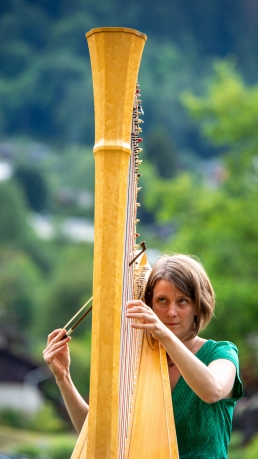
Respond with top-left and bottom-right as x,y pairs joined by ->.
152,279 -> 197,341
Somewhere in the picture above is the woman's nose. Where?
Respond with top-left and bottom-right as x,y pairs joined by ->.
167,303 -> 177,317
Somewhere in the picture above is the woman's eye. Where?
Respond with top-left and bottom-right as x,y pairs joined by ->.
178,298 -> 188,305
158,297 -> 167,303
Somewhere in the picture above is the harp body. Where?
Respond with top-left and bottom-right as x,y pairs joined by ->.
71,28 -> 178,459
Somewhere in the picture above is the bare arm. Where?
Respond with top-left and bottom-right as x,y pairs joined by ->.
126,300 -> 236,403
43,329 -> 88,432
160,331 -> 236,403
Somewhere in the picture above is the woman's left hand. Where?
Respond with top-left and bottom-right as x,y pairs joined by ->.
126,300 -> 169,341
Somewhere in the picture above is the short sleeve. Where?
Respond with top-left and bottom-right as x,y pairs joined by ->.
206,340 -> 243,401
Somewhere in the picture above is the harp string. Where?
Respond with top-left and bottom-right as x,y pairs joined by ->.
119,85 -> 144,458
119,148 -> 135,457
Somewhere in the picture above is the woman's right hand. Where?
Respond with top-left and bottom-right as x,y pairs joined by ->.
43,329 -> 71,381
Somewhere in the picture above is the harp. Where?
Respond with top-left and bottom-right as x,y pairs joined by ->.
71,27 -> 178,459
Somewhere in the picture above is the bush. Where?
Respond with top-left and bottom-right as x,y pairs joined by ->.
13,437 -> 76,459
0,408 -> 28,429
27,402 -> 67,433
47,438 -> 75,459
0,401 -> 66,433
14,443 -> 40,459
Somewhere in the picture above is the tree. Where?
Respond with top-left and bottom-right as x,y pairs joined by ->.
182,60 -> 258,149
14,165 -> 49,212
39,243 -> 93,338
0,181 -> 28,245
145,126 -> 178,178
0,248 -> 44,353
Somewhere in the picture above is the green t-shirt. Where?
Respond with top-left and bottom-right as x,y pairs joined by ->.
172,340 -> 243,459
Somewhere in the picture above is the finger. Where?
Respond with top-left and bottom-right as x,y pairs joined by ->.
126,312 -> 156,323
126,304 -> 152,313
47,328 -> 67,345
126,300 -> 146,309
126,307 -> 154,318
43,342 -> 69,363
44,335 -> 70,355
130,322 -> 157,330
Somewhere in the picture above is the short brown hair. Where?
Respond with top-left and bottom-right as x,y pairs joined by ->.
144,254 -> 215,335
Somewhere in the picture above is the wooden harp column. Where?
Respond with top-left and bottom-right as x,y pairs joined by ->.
71,27 -> 179,459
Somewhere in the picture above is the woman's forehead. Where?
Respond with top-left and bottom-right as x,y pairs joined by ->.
153,279 -> 187,296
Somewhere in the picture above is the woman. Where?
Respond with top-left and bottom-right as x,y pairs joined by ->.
43,254 -> 243,457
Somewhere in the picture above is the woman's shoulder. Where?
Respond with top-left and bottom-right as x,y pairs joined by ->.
197,339 -> 240,364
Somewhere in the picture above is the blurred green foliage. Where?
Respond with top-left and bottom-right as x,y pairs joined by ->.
182,60 -> 258,148
0,402 -> 66,432
39,243 -> 93,337
28,402 -> 67,432
0,248 -> 43,330
0,407 -> 28,429
228,434 -> 258,459
14,165 -> 49,212
0,181 -> 28,244
12,434 -> 76,459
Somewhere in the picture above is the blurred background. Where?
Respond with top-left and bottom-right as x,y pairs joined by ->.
1,0 -> 258,457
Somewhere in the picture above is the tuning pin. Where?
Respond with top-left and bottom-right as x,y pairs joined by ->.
137,187 -> 142,192
137,148 -> 143,153
135,219 -> 140,224
137,160 -> 143,164
138,119 -> 144,123
136,202 -> 141,207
